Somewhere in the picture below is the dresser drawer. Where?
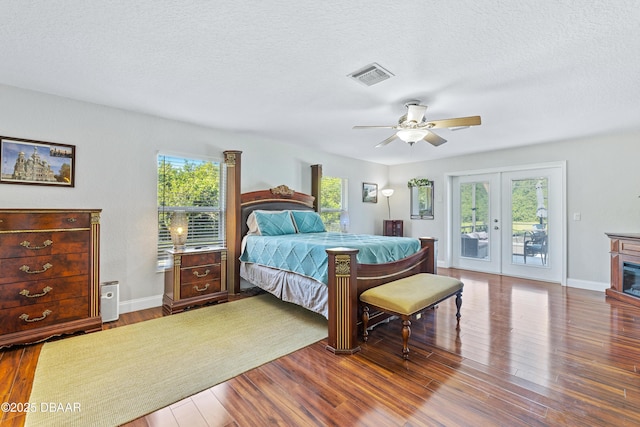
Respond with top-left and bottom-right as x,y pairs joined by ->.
0,230 -> 90,259
179,263 -> 221,285
0,253 -> 89,286
180,250 -> 222,268
0,211 -> 92,231
180,277 -> 222,299
0,276 -> 89,310
0,297 -> 89,334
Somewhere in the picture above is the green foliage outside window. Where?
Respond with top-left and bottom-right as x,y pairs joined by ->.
158,157 -> 220,207
460,182 -> 489,231
459,178 -> 548,233
321,176 -> 346,232
511,178 -> 547,223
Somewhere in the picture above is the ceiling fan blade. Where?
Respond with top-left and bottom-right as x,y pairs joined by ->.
353,125 -> 395,129
406,104 -> 427,123
426,116 -> 481,129
375,134 -> 398,148
423,130 -> 447,146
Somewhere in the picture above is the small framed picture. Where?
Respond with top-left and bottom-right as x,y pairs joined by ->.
362,182 -> 378,203
0,136 -> 75,187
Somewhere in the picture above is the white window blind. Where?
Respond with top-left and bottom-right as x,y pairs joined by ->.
157,154 -> 225,269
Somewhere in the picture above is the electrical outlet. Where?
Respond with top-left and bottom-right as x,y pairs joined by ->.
573,212 -> 581,221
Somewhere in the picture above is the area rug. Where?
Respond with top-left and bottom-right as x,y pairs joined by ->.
25,293 -> 327,427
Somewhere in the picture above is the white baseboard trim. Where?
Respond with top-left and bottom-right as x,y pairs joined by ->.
437,261 -> 608,293
119,295 -> 163,314
566,278 -> 608,293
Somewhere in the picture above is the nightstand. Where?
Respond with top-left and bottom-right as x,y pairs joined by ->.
163,246 -> 227,315
383,220 -> 403,237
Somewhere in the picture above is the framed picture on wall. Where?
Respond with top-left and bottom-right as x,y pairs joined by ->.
362,182 -> 378,203
0,136 -> 75,187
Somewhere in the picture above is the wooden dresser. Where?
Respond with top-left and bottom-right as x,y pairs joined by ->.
163,246 -> 227,315
0,209 -> 102,348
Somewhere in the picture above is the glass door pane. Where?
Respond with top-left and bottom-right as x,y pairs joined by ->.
453,173 -> 500,274
510,177 -> 549,267
501,167 -> 562,283
460,181 -> 490,260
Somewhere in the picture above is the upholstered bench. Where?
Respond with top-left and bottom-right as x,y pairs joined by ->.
360,273 -> 463,360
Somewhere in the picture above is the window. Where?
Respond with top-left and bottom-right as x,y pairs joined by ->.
320,176 -> 347,232
157,154 -> 225,269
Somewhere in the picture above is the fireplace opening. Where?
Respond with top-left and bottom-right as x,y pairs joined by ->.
623,262 -> 640,298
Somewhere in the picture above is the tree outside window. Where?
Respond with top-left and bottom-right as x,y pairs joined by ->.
320,176 -> 347,232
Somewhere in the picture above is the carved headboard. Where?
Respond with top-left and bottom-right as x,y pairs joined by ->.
239,185 -> 316,237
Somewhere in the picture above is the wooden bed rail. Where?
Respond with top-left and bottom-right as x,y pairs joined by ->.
325,237 -> 438,354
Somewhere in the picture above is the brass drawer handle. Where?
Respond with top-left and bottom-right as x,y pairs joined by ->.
20,239 -> 53,250
19,263 -> 53,274
19,309 -> 53,323
194,283 -> 210,292
20,286 -> 53,298
193,269 -> 210,278
67,217 -> 77,223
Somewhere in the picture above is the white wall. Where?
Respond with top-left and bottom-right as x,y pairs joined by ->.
0,84 -> 389,311
3,83 -> 633,308
388,131 -> 640,290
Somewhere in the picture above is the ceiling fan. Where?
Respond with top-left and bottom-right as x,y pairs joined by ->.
353,101 -> 481,147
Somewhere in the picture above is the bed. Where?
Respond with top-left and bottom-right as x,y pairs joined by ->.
240,219 -> 422,317
234,184 -> 437,354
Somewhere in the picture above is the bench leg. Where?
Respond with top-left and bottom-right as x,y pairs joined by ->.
362,305 -> 370,342
401,315 -> 411,360
455,291 -> 462,319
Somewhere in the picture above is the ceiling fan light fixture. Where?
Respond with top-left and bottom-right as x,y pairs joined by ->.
397,129 -> 427,143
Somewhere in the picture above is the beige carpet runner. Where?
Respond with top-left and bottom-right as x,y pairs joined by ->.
26,293 -> 327,426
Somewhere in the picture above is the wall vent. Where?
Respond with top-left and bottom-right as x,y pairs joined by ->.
348,63 -> 394,86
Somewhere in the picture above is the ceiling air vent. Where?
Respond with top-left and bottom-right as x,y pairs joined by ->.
348,63 -> 394,86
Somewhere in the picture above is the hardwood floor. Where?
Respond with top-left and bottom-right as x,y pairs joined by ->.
2,269 -> 640,426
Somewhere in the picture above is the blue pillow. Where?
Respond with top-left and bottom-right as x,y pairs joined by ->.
291,210 -> 326,233
254,211 -> 297,236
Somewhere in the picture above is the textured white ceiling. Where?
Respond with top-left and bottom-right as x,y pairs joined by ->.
1,1 -> 639,165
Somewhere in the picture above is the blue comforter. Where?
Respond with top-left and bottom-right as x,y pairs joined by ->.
239,232 -> 420,284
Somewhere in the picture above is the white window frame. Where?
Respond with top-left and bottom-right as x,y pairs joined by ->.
157,153 -> 225,270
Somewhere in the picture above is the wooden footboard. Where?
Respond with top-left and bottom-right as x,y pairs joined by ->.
325,237 -> 438,354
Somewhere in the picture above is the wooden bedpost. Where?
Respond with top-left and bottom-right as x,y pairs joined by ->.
325,248 -> 361,355
224,150 -> 242,294
419,237 -> 438,274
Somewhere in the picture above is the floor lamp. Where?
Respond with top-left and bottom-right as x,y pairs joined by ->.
381,188 -> 394,219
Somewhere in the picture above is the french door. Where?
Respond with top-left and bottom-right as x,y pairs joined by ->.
451,166 -> 564,283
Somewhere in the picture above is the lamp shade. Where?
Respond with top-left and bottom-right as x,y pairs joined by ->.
168,210 -> 188,250
397,129 -> 427,143
381,188 -> 394,197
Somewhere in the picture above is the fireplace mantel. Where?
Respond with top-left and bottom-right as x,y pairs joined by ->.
605,233 -> 640,308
